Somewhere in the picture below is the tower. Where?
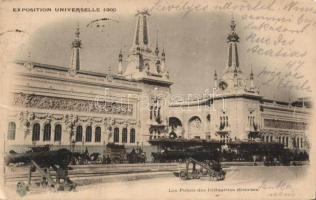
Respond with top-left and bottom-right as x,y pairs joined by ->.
211,18 -> 262,143
132,10 -> 151,52
226,17 -> 240,74
69,25 -> 81,74
124,10 -> 169,80
218,18 -> 246,92
123,11 -> 172,149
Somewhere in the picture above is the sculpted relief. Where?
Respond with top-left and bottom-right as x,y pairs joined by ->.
12,93 -> 133,116
264,119 -> 307,130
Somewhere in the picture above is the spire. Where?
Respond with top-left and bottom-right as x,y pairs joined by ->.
132,10 -> 151,51
118,49 -> 123,74
107,65 -> 113,81
161,48 -> 165,61
250,66 -> 254,80
227,17 -> 240,70
250,65 -> 254,90
155,30 -> 159,56
161,48 -> 166,72
214,70 -> 218,88
70,24 -> 81,72
234,67 -> 238,78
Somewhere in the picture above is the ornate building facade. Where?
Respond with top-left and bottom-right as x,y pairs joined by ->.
168,18 -> 311,151
6,10 -> 172,154
5,13 -> 311,156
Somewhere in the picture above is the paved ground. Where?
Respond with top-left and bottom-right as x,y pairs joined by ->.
2,165 -> 314,200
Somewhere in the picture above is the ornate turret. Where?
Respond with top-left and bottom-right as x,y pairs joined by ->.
214,70 -> 218,88
124,10 -> 170,81
155,31 -> 159,56
218,18 -> 248,92
69,25 -> 81,73
226,17 -> 240,74
131,10 -> 151,52
118,49 -> 123,74
249,66 -> 255,90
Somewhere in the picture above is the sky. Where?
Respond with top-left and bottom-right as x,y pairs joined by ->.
15,12 -> 310,101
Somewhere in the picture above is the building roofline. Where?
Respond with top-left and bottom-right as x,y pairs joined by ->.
14,60 -> 137,83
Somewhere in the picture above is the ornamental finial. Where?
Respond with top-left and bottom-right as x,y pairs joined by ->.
250,65 -> 254,80
230,16 -> 236,32
155,30 -> 159,56
119,49 -> 123,61
75,23 -> 80,38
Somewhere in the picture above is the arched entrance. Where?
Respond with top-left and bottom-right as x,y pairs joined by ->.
168,117 -> 183,138
188,116 -> 203,139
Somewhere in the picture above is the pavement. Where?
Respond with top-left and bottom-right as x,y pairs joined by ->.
2,165 -> 314,200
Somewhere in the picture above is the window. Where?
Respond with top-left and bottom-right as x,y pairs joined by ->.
43,124 -> 51,141
130,129 -> 136,143
95,127 -> 101,142
76,126 -> 83,142
114,128 -> 119,143
150,106 -> 153,120
54,124 -> 62,141
122,128 -> 127,143
86,126 -> 92,142
7,122 -> 16,140
32,123 -> 40,141
282,136 -> 285,145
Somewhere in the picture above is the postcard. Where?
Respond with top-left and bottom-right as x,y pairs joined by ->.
0,0 -> 315,199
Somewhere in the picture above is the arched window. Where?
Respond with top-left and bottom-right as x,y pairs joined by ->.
207,114 -> 211,123
54,124 -> 62,141
265,135 -> 269,142
130,129 -> 136,143
7,122 -> 16,140
95,127 -> 101,142
282,136 -> 285,145
32,123 -> 40,141
86,126 -> 92,142
43,124 -> 51,141
122,128 -> 127,143
114,128 -> 119,143
76,126 -> 83,142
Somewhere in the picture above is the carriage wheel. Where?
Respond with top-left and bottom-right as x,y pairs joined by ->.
192,170 -> 200,179
209,171 -> 216,181
218,171 -> 225,181
16,182 -> 28,196
179,170 -> 188,180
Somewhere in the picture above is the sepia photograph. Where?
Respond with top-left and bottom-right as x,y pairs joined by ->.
0,0 -> 315,199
